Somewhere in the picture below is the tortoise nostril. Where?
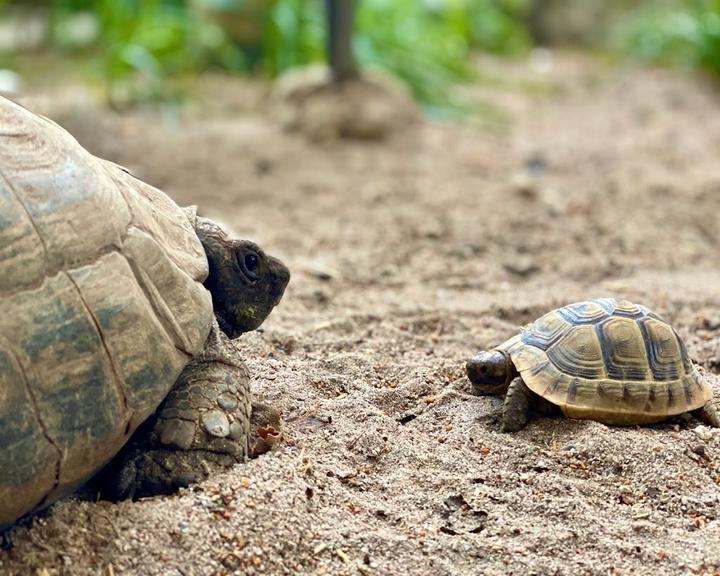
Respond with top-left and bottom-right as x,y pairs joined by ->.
480,366 -> 488,373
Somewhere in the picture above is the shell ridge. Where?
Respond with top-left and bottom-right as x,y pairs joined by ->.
0,244 -> 128,299
64,271 -> 131,417
0,336 -> 63,514
593,297 -> 617,315
109,167 -> 209,284
119,235 -> 200,356
0,167 -> 49,273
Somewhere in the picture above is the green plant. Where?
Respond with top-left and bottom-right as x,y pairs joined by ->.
354,0 -> 475,107
263,0 -> 324,76
32,0 -> 533,107
468,0 -> 532,55
615,0 -> 720,76
51,0 -> 244,103
261,0 -> 531,109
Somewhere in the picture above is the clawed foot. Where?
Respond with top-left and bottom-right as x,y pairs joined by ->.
94,401 -> 284,501
98,448 -> 239,501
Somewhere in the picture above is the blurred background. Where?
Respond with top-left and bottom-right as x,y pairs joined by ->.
1,0 -> 719,110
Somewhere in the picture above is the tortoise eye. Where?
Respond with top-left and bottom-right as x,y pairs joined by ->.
245,253 -> 258,272
239,251 -> 259,280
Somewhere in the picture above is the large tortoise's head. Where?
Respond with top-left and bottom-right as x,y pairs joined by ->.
465,350 -> 515,395
197,218 -> 290,339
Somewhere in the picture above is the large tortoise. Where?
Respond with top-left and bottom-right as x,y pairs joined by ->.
466,298 -> 719,432
0,97 -> 289,528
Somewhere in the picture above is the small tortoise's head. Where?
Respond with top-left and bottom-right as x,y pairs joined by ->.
197,218 -> 290,339
465,350 -> 514,395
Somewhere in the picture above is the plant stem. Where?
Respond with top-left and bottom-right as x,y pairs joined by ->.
326,0 -> 358,82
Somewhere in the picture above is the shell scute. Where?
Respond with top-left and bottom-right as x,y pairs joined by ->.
612,299 -> 648,318
596,317 -> 649,381
545,324 -> 605,379
556,300 -> 612,324
637,317 -> 682,381
520,310 -> 569,351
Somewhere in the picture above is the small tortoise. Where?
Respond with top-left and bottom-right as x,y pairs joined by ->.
0,97 -> 289,528
467,298 -> 719,432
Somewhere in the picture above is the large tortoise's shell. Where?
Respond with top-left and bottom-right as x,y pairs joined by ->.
0,97 -> 214,527
498,298 -> 712,425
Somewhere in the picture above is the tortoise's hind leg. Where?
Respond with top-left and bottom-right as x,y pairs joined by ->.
96,321 -> 265,501
692,401 -> 720,428
501,377 -> 535,432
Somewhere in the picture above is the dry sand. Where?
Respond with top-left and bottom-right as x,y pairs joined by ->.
2,54 -> 720,575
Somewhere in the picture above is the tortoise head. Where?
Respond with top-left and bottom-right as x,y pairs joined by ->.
465,350 -> 515,395
197,218 -> 290,339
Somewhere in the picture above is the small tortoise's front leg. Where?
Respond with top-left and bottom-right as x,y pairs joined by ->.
692,401 -> 720,428
501,377 -> 536,432
98,321 -> 255,501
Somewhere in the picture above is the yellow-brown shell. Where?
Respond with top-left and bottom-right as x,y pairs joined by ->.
0,97 -> 214,527
497,298 -> 712,425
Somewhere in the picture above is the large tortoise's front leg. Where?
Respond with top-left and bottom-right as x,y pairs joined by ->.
98,321 -> 277,500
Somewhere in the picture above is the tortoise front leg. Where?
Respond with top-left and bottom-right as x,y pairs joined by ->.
692,401 -> 720,428
96,321 -> 277,500
501,377 -> 535,432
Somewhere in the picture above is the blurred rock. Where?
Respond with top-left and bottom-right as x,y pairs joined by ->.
272,65 -> 421,141
55,11 -> 99,49
526,0 -> 644,47
0,5 -> 48,51
528,48 -> 555,74
0,70 -> 22,96
504,255 -> 540,278
192,0 -> 273,45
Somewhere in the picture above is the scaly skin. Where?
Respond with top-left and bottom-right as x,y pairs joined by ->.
96,218 -> 290,500
99,321 -> 252,499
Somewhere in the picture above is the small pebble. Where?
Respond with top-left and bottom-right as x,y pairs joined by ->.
692,425 -> 713,442
504,255 -> 540,277
0,70 -> 22,95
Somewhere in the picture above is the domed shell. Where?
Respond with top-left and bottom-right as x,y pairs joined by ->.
0,97 -> 214,527
498,298 -> 712,425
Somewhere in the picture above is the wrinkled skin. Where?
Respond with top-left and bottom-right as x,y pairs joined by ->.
197,218 -> 289,338
94,218 -> 289,500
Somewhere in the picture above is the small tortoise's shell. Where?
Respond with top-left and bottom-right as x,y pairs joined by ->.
498,298 -> 712,425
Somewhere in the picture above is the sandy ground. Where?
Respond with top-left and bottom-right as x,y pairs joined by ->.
2,54 -> 720,575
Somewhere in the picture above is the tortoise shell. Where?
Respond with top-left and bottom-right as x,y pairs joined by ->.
0,97 -> 214,527
497,298 -> 712,425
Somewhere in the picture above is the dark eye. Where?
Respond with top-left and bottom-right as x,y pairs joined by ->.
245,253 -> 258,272
239,252 -> 259,280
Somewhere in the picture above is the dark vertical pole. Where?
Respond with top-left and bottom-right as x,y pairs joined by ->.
326,0 -> 358,82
